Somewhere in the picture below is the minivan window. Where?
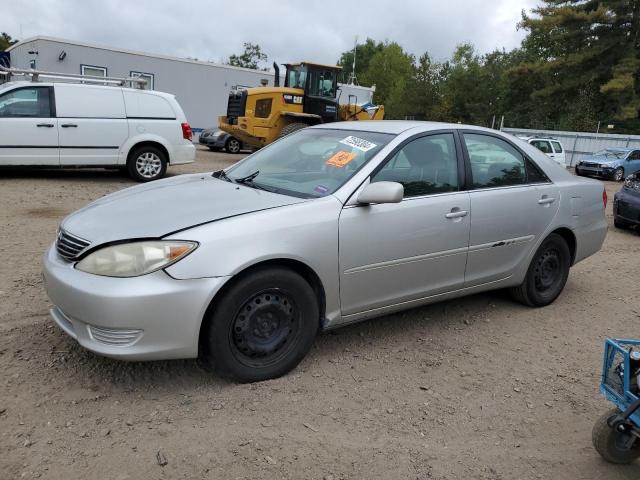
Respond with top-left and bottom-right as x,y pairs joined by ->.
0,87 -> 51,118
464,133 -> 526,188
551,141 -> 563,153
531,140 -> 552,154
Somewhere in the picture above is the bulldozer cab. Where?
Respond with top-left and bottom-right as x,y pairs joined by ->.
283,62 -> 341,123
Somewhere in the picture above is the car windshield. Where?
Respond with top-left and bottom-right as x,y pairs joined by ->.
593,149 -> 628,159
224,128 -> 394,198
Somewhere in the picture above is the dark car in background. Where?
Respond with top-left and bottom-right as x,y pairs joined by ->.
614,172 -> 640,230
576,147 -> 640,182
199,128 -> 243,153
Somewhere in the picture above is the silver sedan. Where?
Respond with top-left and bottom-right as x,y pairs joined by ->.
43,121 -> 608,382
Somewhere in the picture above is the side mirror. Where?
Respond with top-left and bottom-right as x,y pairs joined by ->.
357,181 -> 404,205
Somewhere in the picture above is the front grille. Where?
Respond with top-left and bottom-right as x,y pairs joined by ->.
582,162 -> 599,168
56,229 -> 90,261
88,325 -> 143,346
226,90 -> 247,120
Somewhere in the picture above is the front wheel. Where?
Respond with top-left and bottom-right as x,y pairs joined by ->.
613,167 -> 625,182
225,137 -> 242,154
575,167 -> 584,176
201,267 -> 319,382
592,409 -> 640,464
127,146 -> 167,182
510,233 -> 571,307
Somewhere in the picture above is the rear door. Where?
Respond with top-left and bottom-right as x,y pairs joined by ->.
0,85 -> 59,165
55,84 -> 129,166
463,132 -> 560,286
550,140 -> 566,166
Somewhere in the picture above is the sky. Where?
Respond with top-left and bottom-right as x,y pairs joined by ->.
1,0 -> 540,66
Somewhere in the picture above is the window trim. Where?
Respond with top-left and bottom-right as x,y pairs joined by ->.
458,130 -> 551,191
369,129 -> 466,201
80,64 -> 107,78
0,85 -> 55,118
130,71 -> 155,90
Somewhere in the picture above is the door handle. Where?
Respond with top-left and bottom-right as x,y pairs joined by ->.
37,123 -> 54,128
538,196 -> 556,205
61,124 -> 78,128
445,209 -> 468,219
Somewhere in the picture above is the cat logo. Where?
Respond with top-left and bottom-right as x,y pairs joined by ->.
283,94 -> 303,105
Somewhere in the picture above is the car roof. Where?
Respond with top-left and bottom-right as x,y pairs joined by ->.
310,120 -> 493,135
0,80 -> 173,98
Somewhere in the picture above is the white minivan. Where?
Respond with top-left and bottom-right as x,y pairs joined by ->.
0,81 -> 195,181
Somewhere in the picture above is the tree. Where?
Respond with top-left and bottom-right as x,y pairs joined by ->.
0,32 -> 18,51
519,0 -> 640,128
227,43 -> 268,70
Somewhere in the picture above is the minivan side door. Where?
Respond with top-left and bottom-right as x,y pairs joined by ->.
550,140 -> 566,166
0,86 -> 59,165
462,132 -> 560,286
338,132 -> 470,316
55,84 -> 129,166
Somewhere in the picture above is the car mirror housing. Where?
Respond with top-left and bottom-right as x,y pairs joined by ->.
357,181 -> 404,205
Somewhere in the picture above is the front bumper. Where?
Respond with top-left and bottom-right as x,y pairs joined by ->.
43,244 -> 228,361
576,164 -> 614,178
170,143 -> 196,165
614,190 -> 640,226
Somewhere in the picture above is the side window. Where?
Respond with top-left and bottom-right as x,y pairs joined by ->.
530,140 -> 552,154
464,133 -> 526,188
307,69 -> 336,98
629,150 -> 640,160
0,87 -> 51,118
551,141 -> 563,153
372,133 -> 459,198
526,158 -> 550,184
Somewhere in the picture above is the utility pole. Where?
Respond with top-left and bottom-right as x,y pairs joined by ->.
348,36 -> 358,85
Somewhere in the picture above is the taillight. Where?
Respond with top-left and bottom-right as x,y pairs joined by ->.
603,189 -> 608,209
181,122 -> 192,141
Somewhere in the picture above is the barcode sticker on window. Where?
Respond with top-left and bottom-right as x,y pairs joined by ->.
339,136 -> 377,152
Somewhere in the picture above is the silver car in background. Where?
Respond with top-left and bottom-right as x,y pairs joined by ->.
43,121 -> 608,382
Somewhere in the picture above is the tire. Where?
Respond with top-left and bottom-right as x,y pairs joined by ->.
613,167 -> 625,182
201,267 -> 319,382
575,167 -> 584,176
510,233 -> 571,307
126,145 -> 167,182
614,218 -> 631,230
592,408 -> 640,464
225,137 -> 242,154
278,122 -> 309,139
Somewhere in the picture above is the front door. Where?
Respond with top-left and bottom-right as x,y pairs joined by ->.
304,68 -> 338,123
462,132 -> 560,286
626,150 -> 640,175
55,84 -> 129,166
338,132 -> 470,316
0,86 -> 59,165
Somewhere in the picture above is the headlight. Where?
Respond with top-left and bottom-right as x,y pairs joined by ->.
76,241 -> 197,277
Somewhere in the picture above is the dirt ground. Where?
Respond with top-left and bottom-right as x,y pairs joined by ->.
1,146 -> 639,480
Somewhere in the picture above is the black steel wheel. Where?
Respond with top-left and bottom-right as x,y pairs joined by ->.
201,267 -> 319,382
510,233 -> 571,307
593,409 -> 640,464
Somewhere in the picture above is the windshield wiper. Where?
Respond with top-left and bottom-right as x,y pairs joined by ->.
234,170 -> 260,184
212,169 -> 233,182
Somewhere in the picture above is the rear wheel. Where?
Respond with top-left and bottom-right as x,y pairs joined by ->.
613,167 -> 625,182
592,408 -> 640,464
225,137 -> 242,154
127,145 -> 167,182
201,267 -> 319,382
510,233 -> 571,307
278,122 -> 309,139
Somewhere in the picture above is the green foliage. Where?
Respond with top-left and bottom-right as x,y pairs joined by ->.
227,43 -> 268,70
0,32 -> 18,51
336,2 -> 640,132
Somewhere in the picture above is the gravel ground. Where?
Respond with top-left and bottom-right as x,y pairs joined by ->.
1,147 -> 639,480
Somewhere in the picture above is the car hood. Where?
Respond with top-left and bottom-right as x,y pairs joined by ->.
581,155 -> 620,165
61,173 -> 307,245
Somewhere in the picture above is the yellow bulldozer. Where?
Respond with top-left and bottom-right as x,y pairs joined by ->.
218,61 -> 384,149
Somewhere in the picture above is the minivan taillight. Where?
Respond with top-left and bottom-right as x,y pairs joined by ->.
603,189 -> 608,209
181,122 -> 192,141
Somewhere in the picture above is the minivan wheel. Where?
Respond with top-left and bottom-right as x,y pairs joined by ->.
127,146 -> 167,182
510,233 -> 571,307
202,267 -> 319,382
225,137 -> 241,154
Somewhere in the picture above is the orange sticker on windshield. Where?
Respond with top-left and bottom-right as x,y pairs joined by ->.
326,151 -> 356,168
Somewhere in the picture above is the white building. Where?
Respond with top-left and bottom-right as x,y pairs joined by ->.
5,36 -> 376,134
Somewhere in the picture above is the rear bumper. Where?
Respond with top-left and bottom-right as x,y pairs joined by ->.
43,244 -> 227,361
199,136 -> 226,148
170,143 -> 196,165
